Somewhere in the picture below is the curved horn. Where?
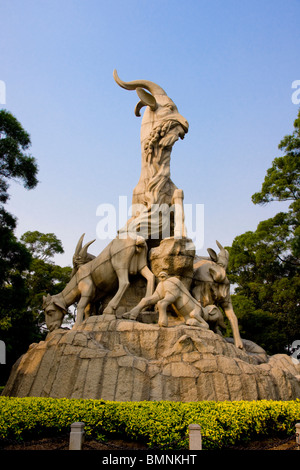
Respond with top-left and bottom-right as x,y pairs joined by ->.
113,69 -> 167,97
43,294 -> 51,307
134,88 -> 157,116
134,101 -> 146,117
216,240 -> 225,252
79,239 -> 96,258
74,233 -> 85,256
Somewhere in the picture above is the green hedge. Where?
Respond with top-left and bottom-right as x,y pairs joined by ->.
0,397 -> 299,449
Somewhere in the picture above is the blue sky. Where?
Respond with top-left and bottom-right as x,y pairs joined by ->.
1,0 -> 299,266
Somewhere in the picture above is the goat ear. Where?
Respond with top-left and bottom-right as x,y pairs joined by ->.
207,248 -> 218,262
43,294 -> 51,307
216,240 -> 224,251
54,299 -> 66,312
135,87 -> 157,114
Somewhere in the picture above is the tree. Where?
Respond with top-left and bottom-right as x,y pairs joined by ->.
0,230 -> 72,386
0,112 -> 73,386
21,231 -> 64,262
0,110 -> 40,385
0,111 -> 39,380
251,111 -> 300,206
0,212 -> 31,331
0,109 -> 38,207
228,109 -> 300,354
0,110 -> 39,299
20,231 -> 72,330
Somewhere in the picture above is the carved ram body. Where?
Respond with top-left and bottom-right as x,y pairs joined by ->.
43,235 -> 155,331
192,240 -> 243,349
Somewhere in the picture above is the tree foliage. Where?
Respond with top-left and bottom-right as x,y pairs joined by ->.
21,230 -> 64,262
0,229 -> 72,385
21,231 -> 72,329
0,109 -> 38,206
0,110 -> 39,341
228,109 -> 300,354
252,112 -> 300,206
0,111 -> 71,385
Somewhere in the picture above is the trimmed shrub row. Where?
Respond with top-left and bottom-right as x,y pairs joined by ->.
0,397 -> 299,449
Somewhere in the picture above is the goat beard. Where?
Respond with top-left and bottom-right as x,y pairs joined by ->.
159,131 -> 180,148
144,121 -> 185,159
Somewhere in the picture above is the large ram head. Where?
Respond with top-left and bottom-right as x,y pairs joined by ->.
113,70 -> 189,217
113,69 -> 188,150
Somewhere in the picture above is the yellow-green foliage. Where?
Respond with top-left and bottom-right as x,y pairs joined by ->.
0,397 -> 299,449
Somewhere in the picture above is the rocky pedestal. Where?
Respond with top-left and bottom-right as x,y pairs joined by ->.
3,315 -> 300,401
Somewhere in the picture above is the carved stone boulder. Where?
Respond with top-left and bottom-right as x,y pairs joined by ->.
150,237 -> 195,289
3,316 -> 300,401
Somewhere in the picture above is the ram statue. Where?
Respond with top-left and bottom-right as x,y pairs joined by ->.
43,234 -> 155,331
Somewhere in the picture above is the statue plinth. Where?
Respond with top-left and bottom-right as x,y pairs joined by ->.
3,316 -> 300,401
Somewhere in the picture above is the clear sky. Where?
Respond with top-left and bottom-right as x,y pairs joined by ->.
1,0 -> 299,267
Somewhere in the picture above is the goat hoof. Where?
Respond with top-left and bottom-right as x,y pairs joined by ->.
123,312 -> 138,320
103,306 -> 114,315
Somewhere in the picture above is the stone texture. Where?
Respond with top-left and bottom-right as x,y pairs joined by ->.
113,69 -> 189,216
43,236 -> 155,332
150,237 -> 195,289
3,315 -> 300,401
101,275 -> 148,314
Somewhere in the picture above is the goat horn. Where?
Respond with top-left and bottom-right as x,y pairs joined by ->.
113,69 -> 166,97
74,233 -> 85,256
216,240 -> 224,251
135,87 -> 157,114
79,239 -> 96,258
134,101 -> 146,117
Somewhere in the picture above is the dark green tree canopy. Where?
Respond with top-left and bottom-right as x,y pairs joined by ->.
0,112 -> 72,386
20,231 -> 72,326
227,109 -> 300,354
0,229 -> 72,385
0,110 -> 38,205
0,110 -> 39,298
0,111 -> 39,385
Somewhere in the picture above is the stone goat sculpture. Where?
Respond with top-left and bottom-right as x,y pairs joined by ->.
192,240 -> 243,349
43,235 -> 155,331
123,272 -> 210,329
114,70 -> 189,242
